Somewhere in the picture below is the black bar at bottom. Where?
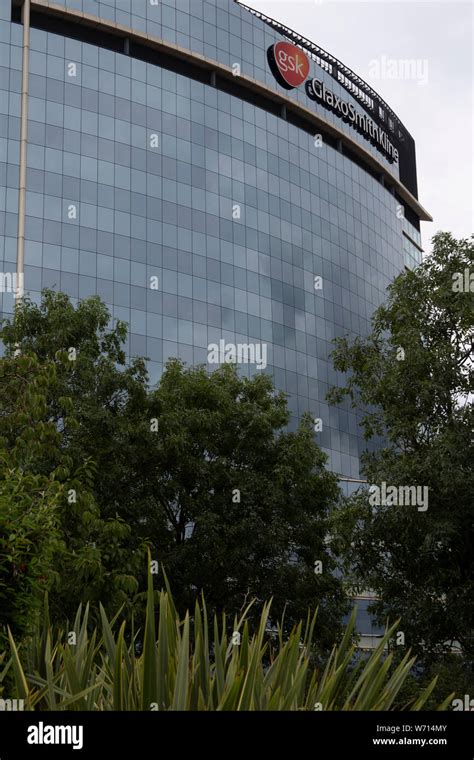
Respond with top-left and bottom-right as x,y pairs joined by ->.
0,711 -> 472,758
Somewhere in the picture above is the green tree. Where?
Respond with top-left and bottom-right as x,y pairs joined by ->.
2,291 -> 347,642
328,232 -> 474,661
0,296 -> 146,627
144,359 -> 347,642
0,352 -> 65,643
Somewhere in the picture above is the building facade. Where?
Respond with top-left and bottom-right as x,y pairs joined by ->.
0,0 -> 430,491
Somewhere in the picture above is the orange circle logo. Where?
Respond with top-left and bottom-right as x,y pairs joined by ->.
268,42 -> 310,90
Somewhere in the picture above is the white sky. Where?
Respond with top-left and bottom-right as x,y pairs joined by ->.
241,0 -> 473,252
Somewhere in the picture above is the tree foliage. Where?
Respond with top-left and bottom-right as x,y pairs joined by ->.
0,353 -> 64,643
1,291 -> 346,644
144,360 -> 346,641
1,294 -> 147,630
328,232 -> 474,661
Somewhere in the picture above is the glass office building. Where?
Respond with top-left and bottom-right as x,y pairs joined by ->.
0,0 -> 431,487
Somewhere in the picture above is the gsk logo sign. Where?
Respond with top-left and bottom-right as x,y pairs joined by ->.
267,41 -> 310,90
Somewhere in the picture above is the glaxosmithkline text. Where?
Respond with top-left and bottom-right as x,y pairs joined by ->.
306,78 -> 399,164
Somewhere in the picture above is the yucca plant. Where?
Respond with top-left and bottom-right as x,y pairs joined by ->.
1,556 -> 454,711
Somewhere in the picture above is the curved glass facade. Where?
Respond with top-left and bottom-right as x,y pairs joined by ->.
0,0 -> 426,481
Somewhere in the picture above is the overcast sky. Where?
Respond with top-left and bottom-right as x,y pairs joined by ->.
242,0 -> 473,252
